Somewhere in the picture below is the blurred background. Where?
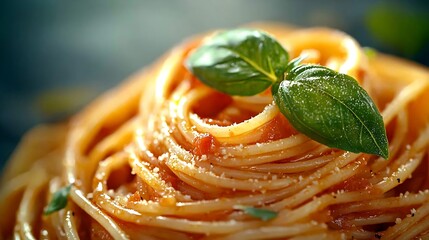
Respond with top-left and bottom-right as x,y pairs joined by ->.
1,0 -> 429,169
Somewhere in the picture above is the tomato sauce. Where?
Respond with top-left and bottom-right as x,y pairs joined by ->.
193,133 -> 218,155
90,219 -> 113,240
259,115 -> 298,142
192,91 -> 232,119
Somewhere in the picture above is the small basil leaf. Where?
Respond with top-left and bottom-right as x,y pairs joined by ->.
234,205 -> 278,221
186,29 -> 289,96
285,54 -> 308,73
273,65 -> 388,158
44,184 -> 72,215
284,64 -> 317,80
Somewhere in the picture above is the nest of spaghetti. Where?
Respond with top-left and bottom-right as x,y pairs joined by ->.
2,23 -> 429,240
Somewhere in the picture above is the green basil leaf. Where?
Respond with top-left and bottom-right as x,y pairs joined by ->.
285,54 -> 308,73
234,205 -> 278,221
44,184 -> 72,215
186,29 -> 289,96
273,65 -> 389,158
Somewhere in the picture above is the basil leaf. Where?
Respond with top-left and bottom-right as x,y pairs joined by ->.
44,184 -> 72,215
234,205 -> 278,221
273,65 -> 388,158
285,54 -> 308,73
186,29 -> 289,96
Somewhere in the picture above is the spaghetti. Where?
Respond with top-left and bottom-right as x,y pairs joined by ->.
1,23 -> 429,239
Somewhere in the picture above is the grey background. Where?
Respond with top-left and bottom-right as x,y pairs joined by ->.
1,0 -> 428,169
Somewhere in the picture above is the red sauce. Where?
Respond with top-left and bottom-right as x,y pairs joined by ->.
327,157 -> 374,193
259,115 -> 298,142
192,91 -> 232,119
193,88 -> 258,126
193,133 -> 218,155
106,165 -> 134,190
333,175 -> 372,193
261,87 -> 272,96
90,219 -> 113,240
161,171 -> 180,189
330,208 -> 410,231
309,208 -> 333,223
128,191 -> 142,202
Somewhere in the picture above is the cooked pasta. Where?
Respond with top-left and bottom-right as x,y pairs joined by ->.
1,23 -> 429,240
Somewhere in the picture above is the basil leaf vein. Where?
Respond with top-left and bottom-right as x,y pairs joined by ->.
221,46 -> 277,82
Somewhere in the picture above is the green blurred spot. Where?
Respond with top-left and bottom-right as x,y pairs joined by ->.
36,87 -> 94,118
363,47 -> 378,59
366,3 -> 429,57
